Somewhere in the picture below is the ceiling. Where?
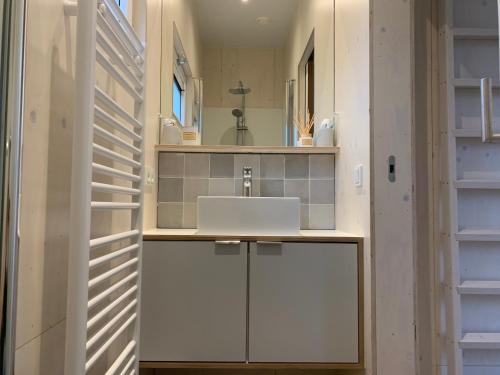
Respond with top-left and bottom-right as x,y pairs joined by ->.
194,0 -> 300,48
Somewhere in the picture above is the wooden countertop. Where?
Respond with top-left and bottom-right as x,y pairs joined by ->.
143,229 -> 363,244
155,145 -> 339,154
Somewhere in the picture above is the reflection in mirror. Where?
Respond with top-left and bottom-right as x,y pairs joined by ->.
160,0 -> 334,147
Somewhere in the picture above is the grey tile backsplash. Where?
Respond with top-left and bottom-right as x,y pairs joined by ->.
157,152 -> 335,230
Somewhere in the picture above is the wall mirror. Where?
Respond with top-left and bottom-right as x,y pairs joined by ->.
159,0 -> 334,147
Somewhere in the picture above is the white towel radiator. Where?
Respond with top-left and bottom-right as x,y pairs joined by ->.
64,0 -> 145,374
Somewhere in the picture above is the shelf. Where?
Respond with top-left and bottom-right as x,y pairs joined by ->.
454,129 -> 481,138
460,333 -> 500,350
456,229 -> 500,242
458,280 -> 500,295
454,78 -> 500,89
155,145 -> 340,154
455,180 -> 500,189
454,28 -> 498,40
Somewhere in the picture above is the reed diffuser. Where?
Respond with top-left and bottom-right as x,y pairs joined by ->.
294,111 -> 315,147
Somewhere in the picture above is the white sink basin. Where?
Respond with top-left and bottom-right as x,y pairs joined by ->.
197,196 -> 301,236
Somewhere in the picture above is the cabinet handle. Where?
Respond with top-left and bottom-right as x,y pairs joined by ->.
215,240 -> 241,245
257,241 -> 283,246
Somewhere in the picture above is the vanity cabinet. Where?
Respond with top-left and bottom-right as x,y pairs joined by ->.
140,239 -> 362,367
249,242 -> 359,363
140,241 -> 247,362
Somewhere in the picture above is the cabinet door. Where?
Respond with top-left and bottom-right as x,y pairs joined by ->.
140,241 -> 247,362
249,242 -> 359,363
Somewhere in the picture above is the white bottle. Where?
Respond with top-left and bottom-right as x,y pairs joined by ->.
160,118 -> 182,145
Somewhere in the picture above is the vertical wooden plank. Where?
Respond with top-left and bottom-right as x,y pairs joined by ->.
371,0 -> 416,373
430,1 -> 442,374
439,0 -> 464,373
414,0 -> 440,373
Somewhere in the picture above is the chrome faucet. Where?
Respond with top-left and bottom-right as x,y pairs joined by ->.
243,167 -> 252,197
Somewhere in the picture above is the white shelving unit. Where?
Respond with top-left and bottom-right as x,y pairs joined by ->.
441,0 -> 500,374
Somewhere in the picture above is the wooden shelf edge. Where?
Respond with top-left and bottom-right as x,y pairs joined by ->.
454,28 -> 498,39
454,78 -> 500,89
460,333 -> 500,350
456,229 -> 500,241
155,145 -> 340,154
455,180 -> 500,189
458,280 -> 500,295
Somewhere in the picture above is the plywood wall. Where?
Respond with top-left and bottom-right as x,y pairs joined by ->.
201,46 -> 285,146
159,0 -> 202,116
284,0 -> 334,129
333,0 -> 371,373
15,0 -> 157,373
143,0 -> 163,230
14,0 -> 76,372
371,0 -> 417,374
143,0 -> 202,230
202,47 -> 285,109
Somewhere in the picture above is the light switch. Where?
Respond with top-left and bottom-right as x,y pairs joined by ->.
145,166 -> 155,186
354,164 -> 363,188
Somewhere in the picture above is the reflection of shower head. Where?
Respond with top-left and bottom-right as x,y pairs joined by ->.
232,108 -> 243,118
229,80 -> 251,95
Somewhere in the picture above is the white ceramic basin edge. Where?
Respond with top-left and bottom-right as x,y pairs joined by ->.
197,196 -> 301,236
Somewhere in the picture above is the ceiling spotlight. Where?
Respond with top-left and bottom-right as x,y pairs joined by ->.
241,0 -> 249,3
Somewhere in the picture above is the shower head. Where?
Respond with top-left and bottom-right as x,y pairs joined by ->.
232,108 -> 243,118
229,81 -> 251,95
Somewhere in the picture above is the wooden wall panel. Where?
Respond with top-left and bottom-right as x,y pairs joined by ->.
371,0 -> 417,374
203,47 -> 285,109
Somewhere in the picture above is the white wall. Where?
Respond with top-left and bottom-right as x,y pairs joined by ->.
285,0 -> 335,130
334,0 -> 371,373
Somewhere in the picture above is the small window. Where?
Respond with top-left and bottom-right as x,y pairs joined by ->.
173,76 -> 185,124
116,0 -> 128,15
171,25 -> 191,127
173,45 -> 187,125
